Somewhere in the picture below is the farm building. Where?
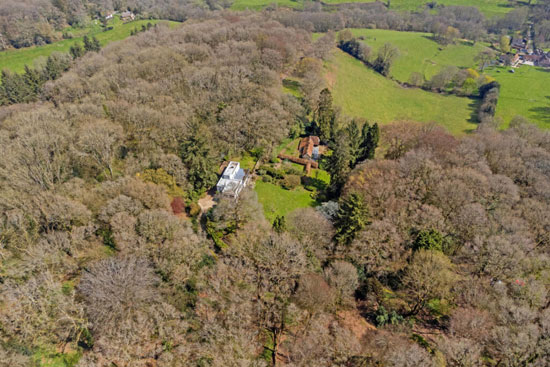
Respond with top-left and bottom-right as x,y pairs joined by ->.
511,37 -> 526,51
120,11 -> 135,21
216,161 -> 249,197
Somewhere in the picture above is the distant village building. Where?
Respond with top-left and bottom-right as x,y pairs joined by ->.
500,53 -> 520,67
511,37 -> 526,51
298,136 -> 321,160
120,11 -> 135,21
105,13 -> 114,20
216,161 -> 249,197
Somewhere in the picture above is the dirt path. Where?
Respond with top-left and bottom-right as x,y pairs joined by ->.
198,189 -> 216,213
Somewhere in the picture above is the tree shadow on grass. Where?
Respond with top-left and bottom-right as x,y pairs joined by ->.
528,105 -> 550,125
302,175 -> 328,192
467,97 -> 482,124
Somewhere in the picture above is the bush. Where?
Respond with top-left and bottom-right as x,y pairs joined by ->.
262,175 -> 273,183
412,228 -> 443,252
171,197 -> 185,215
188,202 -> 201,217
281,174 -> 301,190
282,162 -> 303,176
260,165 -> 285,179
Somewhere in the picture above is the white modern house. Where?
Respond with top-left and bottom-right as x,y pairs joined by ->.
216,161 -> 249,197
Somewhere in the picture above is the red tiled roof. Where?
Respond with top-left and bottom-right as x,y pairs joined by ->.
298,136 -> 319,158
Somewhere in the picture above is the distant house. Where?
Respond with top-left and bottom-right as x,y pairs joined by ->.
511,37 -> 526,51
105,13 -> 114,20
298,136 -> 321,160
500,53 -> 520,67
538,56 -> 550,68
522,54 -> 541,66
216,161 -> 249,197
120,11 -> 135,21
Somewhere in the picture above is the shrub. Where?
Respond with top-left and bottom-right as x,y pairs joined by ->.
412,228 -> 444,252
171,197 -> 185,215
281,174 -> 301,190
188,202 -> 201,217
139,168 -> 186,198
282,162 -> 303,175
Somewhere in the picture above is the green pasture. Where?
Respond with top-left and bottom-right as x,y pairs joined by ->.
324,0 -> 518,17
345,28 -> 489,82
486,65 -> 550,130
327,49 -> 478,134
0,19 -> 180,73
232,0 -> 520,16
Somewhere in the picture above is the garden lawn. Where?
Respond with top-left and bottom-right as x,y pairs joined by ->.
280,137 -> 302,157
486,65 -> 550,130
255,181 -> 316,222
327,49 -> 477,135
0,19 -> 180,73
344,28 -> 489,82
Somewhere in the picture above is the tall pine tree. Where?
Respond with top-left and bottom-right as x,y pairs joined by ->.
359,122 -> 379,161
326,131 -> 353,197
314,88 -> 337,143
334,192 -> 370,247
346,119 -> 362,164
181,124 -> 218,195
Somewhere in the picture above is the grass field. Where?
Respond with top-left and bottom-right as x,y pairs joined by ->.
0,18 -> 180,73
324,0 -> 517,17
486,66 -> 550,130
255,180 -> 317,222
231,0 -> 302,10
232,0 -> 518,16
344,28 -> 488,82
327,49 -> 478,134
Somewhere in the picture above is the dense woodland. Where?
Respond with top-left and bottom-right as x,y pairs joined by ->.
2,3 -> 550,367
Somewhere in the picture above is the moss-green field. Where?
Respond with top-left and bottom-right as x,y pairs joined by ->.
0,18 -> 180,73
345,28 -> 489,82
326,49 -> 478,134
255,180 -> 317,222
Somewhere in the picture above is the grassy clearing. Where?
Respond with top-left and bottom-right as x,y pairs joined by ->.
327,49 -> 477,134
0,19 -> 180,73
255,180 -> 317,222
344,28 -> 488,82
486,66 -> 550,130
231,0 -> 302,10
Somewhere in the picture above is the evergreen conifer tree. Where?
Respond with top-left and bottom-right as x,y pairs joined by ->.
334,193 -> 370,246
